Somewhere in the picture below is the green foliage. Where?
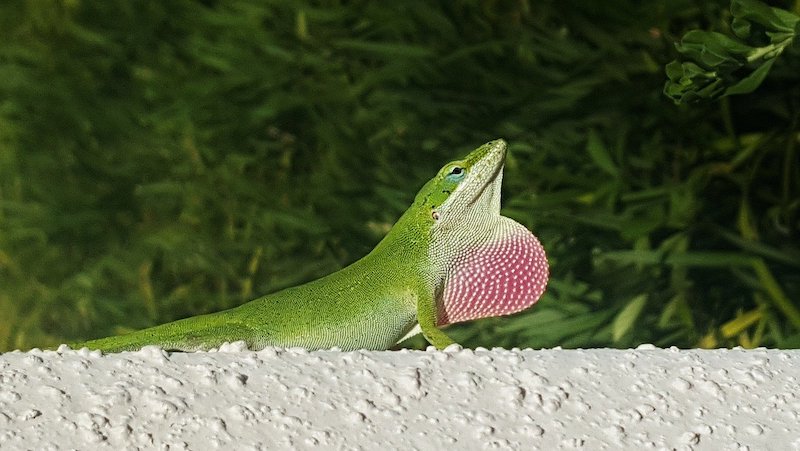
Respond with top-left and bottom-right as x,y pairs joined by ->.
665,0 -> 800,103
1,0 -> 799,351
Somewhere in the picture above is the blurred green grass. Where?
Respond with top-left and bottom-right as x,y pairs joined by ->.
1,0 -> 798,351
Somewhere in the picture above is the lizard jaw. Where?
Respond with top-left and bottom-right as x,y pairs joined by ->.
445,138 -> 507,215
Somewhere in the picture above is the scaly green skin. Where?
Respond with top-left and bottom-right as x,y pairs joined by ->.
73,139 -> 547,352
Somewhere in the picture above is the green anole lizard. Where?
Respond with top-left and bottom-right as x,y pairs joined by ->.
73,139 -> 548,352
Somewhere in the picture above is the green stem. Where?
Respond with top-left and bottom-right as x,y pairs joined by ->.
783,111 -> 799,228
746,38 -> 793,63
752,259 -> 800,328
721,96 -> 740,150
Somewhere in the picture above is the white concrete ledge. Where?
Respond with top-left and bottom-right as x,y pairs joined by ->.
0,345 -> 798,450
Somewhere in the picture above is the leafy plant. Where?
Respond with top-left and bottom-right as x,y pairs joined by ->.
665,0 -> 800,103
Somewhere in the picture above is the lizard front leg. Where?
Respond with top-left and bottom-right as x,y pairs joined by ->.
416,291 -> 456,350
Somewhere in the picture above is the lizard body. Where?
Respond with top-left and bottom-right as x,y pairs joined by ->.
74,139 -> 548,352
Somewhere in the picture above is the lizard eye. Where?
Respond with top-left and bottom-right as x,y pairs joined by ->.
446,166 -> 466,182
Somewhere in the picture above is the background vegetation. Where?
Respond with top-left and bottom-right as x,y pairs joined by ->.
1,0 -> 798,351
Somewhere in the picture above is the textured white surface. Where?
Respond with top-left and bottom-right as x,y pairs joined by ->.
1,344 -> 799,450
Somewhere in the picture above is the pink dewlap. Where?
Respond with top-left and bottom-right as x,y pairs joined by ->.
438,228 -> 548,326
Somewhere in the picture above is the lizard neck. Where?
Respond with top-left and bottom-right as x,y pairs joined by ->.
361,203 -> 433,281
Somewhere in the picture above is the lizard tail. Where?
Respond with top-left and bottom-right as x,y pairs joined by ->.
71,312 -> 256,353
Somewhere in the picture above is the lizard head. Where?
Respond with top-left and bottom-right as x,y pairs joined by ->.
414,138 -> 506,226
415,139 -> 549,326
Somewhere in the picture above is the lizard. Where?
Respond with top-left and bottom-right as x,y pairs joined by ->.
72,139 -> 549,352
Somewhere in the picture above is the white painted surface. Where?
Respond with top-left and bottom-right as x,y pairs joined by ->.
1,344 -> 798,450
